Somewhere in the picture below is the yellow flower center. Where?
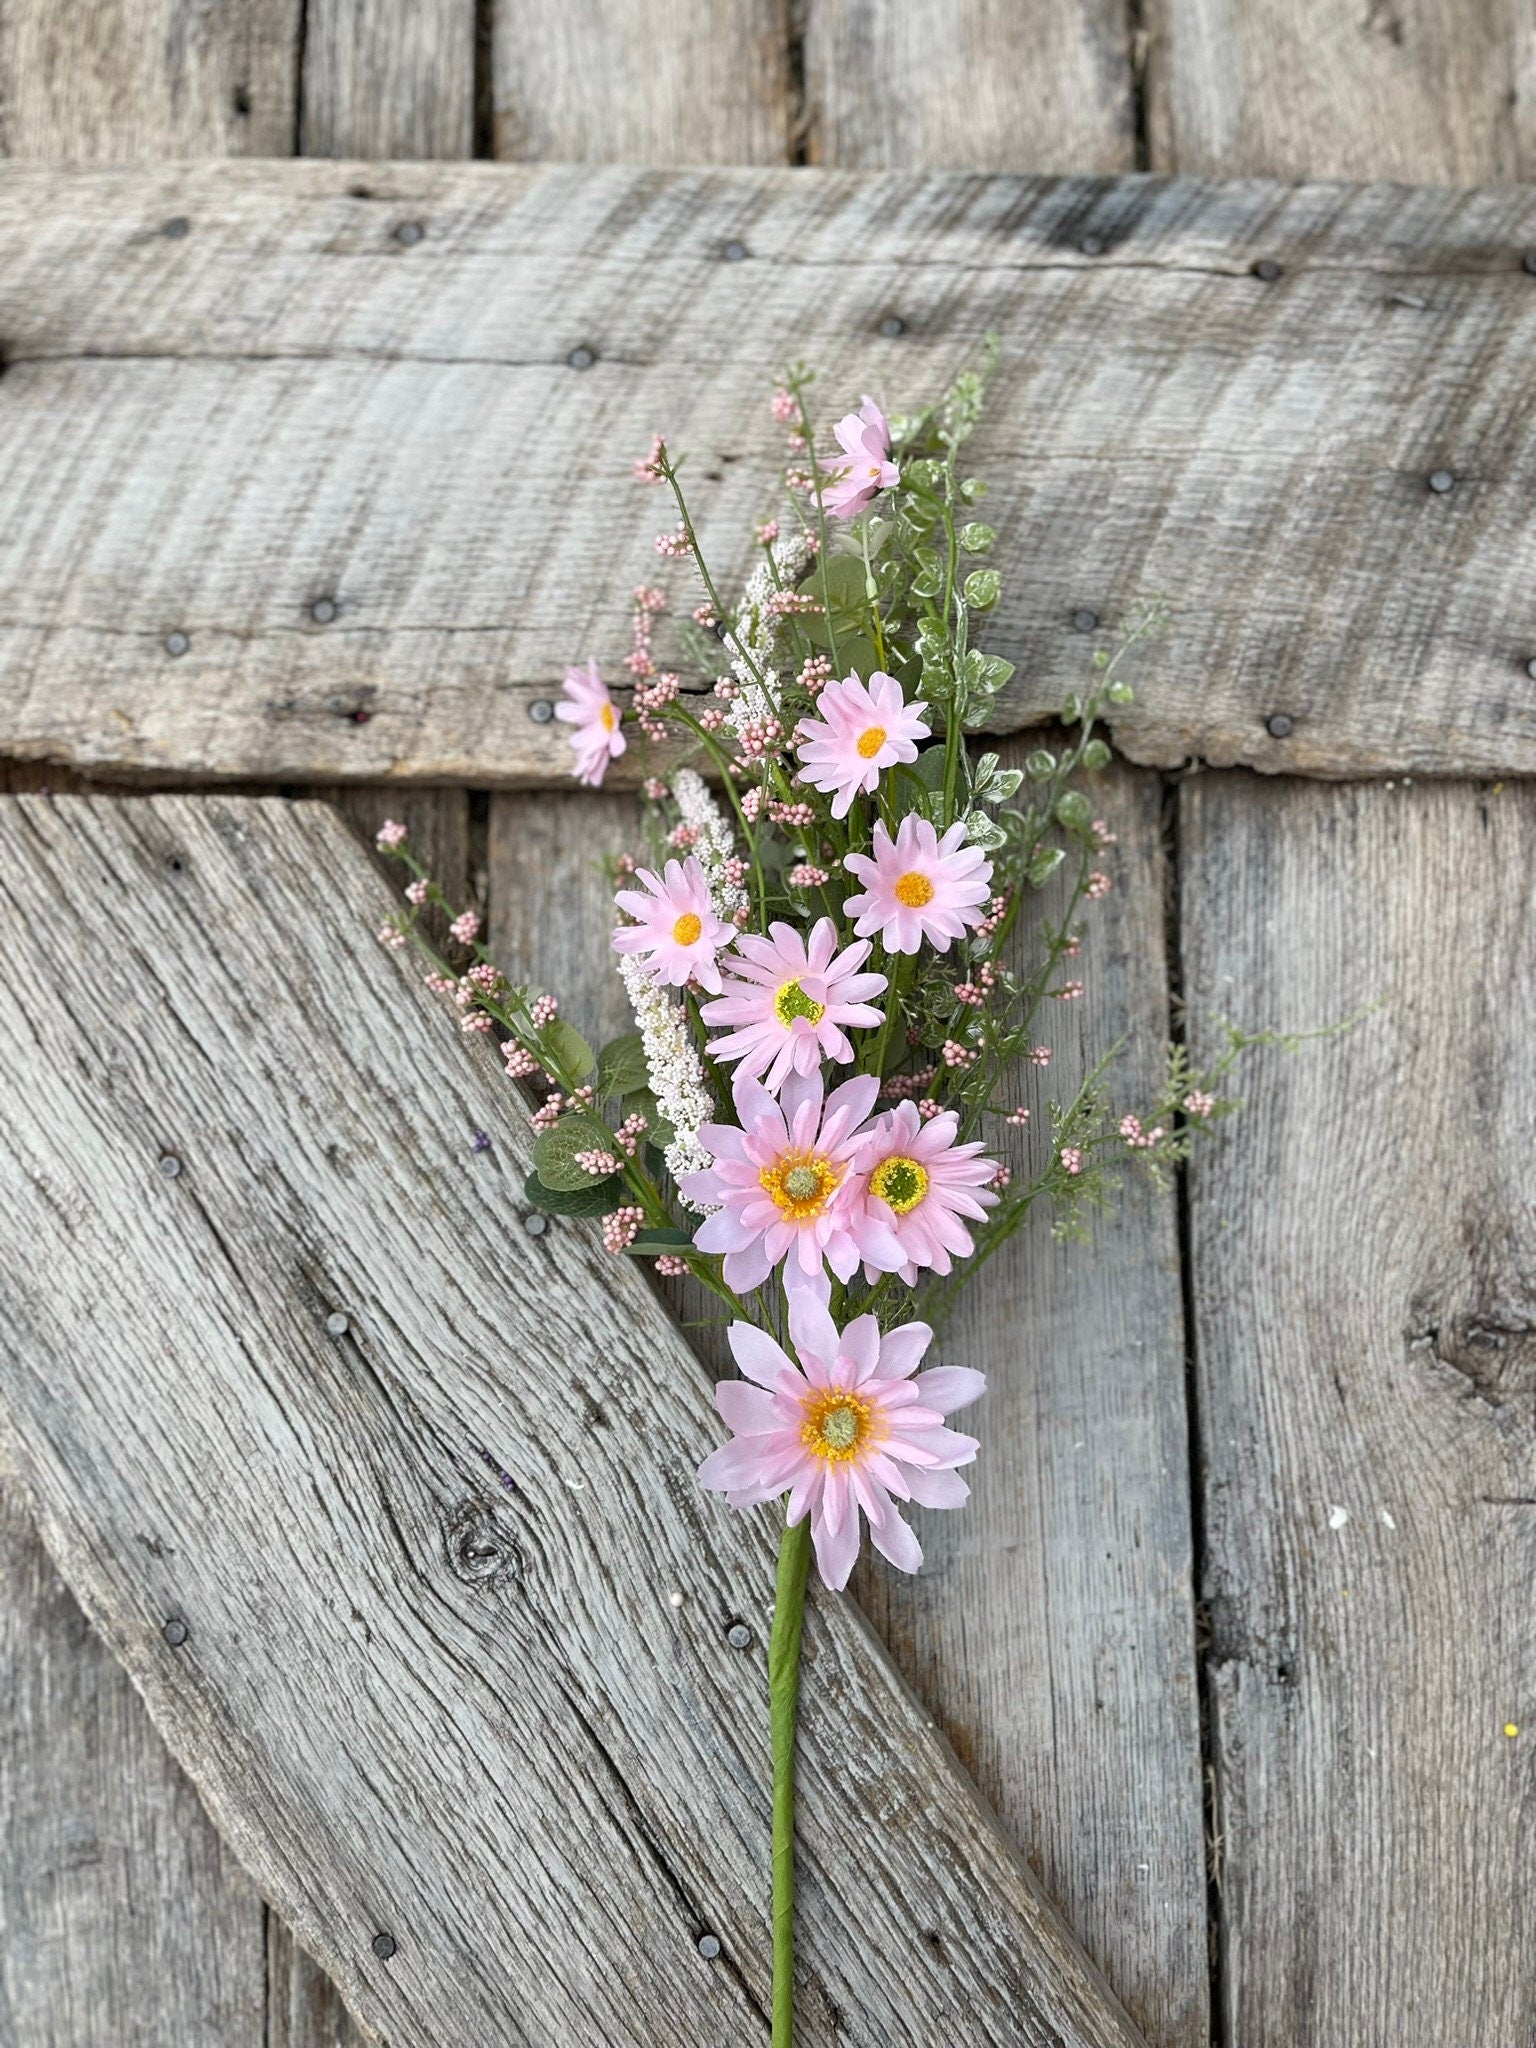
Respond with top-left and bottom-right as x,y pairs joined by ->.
856,725 -> 887,759
774,977 -> 826,1029
894,870 -> 934,908
801,1387 -> 875,1462
671,911 -> 703,946
759,1149 -> 842,1222
869,1154 -> 929,1214
600,702 -> 617,731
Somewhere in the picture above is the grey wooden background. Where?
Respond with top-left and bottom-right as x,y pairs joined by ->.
1,4 -> 1533,2047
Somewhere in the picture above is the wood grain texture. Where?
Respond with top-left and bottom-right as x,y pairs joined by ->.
1180,775 -> 1536,2046
0,792 -> 1147,2048
0,0 -> 297,158
267,1918 -> 368,2048
804,0 -> 1135,171
301,0 -> 474,159
4,162 -> 1536,787
493,0 -> 791,163
0,1488 -> 268,2048
1147,0 -> 1536,183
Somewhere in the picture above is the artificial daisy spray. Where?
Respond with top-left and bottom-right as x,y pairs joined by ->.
374,351 -> 1275,2043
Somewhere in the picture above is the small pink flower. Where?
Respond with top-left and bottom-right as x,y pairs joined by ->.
555,658 -> 625,787
796,671 -> 930,819
1060,1147 -> 1083,1175
612,856 -> 737,994
855,1102 -> 1000,1283
843,816 -> 993,956
602,1206 -> 644,1252
822,397 -> 899,520
375,819 -> 408,849
655,1253 -> 689,1276
700,917 -> 886,1092
1183,1090 -> 1215,1118
679,1069 -> 902,1294
697,1290 -> 985,1590
449,909 -> 481,945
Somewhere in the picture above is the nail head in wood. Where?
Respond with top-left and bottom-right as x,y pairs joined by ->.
161,1616 -> 189,1647
161,216 -> 190,239
157,1152 -> 182,1178
1252,259 -> 1283,282
528,698 -> 554,724
1079,234 -> 1105,257
1266,712 -> 1294,738
326,1311 -> 350,1336
696,1934 -> 721,1960
371,1932 -> 398,1960
523,1211 -> 549,1236
878,314 -> 906,338
164,631 -> 189,657
1428,470 -> 1455,494
726,1620 -> 753,1650
393,222 -> 424,247
566,346 -> 596,371
721,239 -> 748,263
1072,609 -> 1099,633
311,597 -> 337,625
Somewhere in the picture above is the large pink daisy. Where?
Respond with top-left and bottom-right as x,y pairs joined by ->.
697,1289 -> 985,1590
611,855 -> 736,993
555,658 -> 625,787
843,815 -> 993,955
856,1101 -> 1001,1282
700,916 -> 886,1092
678,1068 -> 903,1295
795,671 -> 930,819
822,397 -> 899,521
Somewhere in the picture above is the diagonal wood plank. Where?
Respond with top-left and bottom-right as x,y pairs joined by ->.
1180,775 -> 1536,2045
4,162 -> 1536,784
0,792 -> 1147,2048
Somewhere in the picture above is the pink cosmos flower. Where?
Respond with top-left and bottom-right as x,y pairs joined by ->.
697,1289 -> 985,1590
611,856 -> 736,994
678,1069 -> 903,1295
555,658 -> 625,787
843,815 -> 993,955
855,1102 -> 1001,1283
822,397 -> 899,520
795,671 -> 931,819
700,916 -> 886,1092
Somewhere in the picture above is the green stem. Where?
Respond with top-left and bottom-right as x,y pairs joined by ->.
770,1515 -> 812,2048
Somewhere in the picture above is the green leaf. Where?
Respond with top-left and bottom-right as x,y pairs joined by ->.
524,1171 -> 623,1217
959,521 -> 996,555
1025,748 -> 1057,781
963,810 -> 1008,852
1081,739 -> 1113,772
622,1226 -> 696,1256
963,568 -> 1001,611
1055,790 -> 1092,831
1027,845 -> 1066,889
596,1031 -> 649,1100
532,1113 -> 616,1190
544,1016 -> 595,1082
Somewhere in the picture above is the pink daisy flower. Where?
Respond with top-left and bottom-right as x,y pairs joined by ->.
678,1069 -> 903,1295
555,658 -> 625,787
700,916 -> 886,1092
697,1289 -> 985,1590
856,1102 -> 1001,1283
611,855 -> 736,994
822,397 -> 899,520
795,671 -> 931,819
843,815 -> 993,955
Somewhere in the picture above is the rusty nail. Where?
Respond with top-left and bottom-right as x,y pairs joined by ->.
165,631 -> 189,657
1266,713 -> 1294,739
567,345 -> 596,371
721,239 -> 748,262
162,1616 -> 189,1647
311,597 -> 337,624
1428,470 -> 1455,494
326,1312 -> 350,1336
1072,609 -> 1099,633
528,699 -> 554,724
1252,258 -> 1283,282
157,1153 -> 183,1178
371,1933 -> 398,1960
393,221 -> 424,246
697,1934 -> 722,1960
879,314 -> 906,338
1079,234 -> 1105,257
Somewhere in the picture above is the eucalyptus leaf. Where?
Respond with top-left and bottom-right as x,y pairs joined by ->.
544,1016 -> 595,1082
623,1227 -> 696,1256
533,1113 -> 617,1191
524,1171 -> 623,1217
596,1031 -> 649,1100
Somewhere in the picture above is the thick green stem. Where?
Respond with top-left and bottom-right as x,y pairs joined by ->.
770,1515 -> 813,2048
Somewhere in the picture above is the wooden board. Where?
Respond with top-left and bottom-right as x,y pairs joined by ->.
1146,0 -> 1534,183
493,0 -> 792,163
1180,774 -> 1536,2045
804,0 -> 1135,171
300,0 -> 474,159
4,163 -> 1536,786
0,791 -> 1149,2048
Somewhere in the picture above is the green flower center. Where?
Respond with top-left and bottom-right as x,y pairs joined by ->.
774,977 -> 826,1028
870,1155 -> 929,1215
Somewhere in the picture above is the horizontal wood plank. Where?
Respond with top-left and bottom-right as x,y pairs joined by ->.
1181,775 -> 1536,2044
2,162 -> 1536,782
0,791 -> 1146,2048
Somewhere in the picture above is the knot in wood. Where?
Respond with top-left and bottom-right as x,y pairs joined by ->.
444,1497 -> 522,1589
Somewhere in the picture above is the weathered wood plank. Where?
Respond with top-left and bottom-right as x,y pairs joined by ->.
1147,0 -> 1534,183
267,1917 -> 367,2048
0,792 -> 1147,2048
3,161 -> 1534,787
0,1487 -> 268,2048
804,0 -> 1135,170
0,0 -> 297,158
1180,775 -> 1536,2045
300,0 -> 474,159
493,0 -> 792,163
